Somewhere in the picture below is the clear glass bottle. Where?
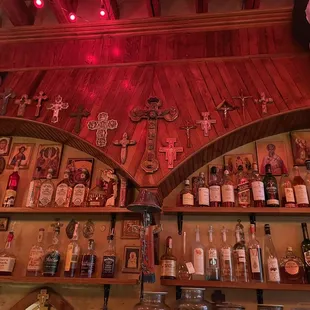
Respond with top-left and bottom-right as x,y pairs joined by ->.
305,160 -> 310,201
209,166 -> 222,207
280,174 -> 296,208
179,179 -> 194,207
178,232 -> 192,280
206,226 -> 220,281
71,169 -> 89,207
301,223 -> 310,284
26,167 -> 42,208
175,288 -> 210,310
293,166 -> 309,208
251,163 -> 265,207
220,226 -> 234,282
222,169 -> 235,208
54,169 -> 72,208
37,169 -> 55,208
26,228 -> 45,277
263,164 -> 280,207
235,220 -> 245,245
233,227 -> 249,282
3,164 -> 20,208
133,292 -> 171,310
88,177 -> 106,207
192,225 -> 205,280
161,236 -> 177,280
101,233 -> 116,278
198,172 -> 210,207
80,238 -> 97,278
0,230 -> 16,275
64,222 -> 80,277
237,165 -> 250,208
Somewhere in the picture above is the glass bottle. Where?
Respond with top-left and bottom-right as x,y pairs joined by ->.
237,165 -> 250,208
25,167 -> 42,208
251,163 -> 265,207
206,226 -> 220,281
198,172 -> 210,207
220,226 -> 234,282
3,164 -> 20,208
248,224 -> 264,282
305,160 -> 310,201
37,169 -> 55,208
192,176 -> 200,206
175,288 -> 210,310
263,164 -> 280,207
236,219 -> 245,245
88,177 -> 106,207
54,169 -> 72,208
133,292 -> 171,310
293,166 -> 309,208
101,233 -> 116,278
0,230 -> 16,275
80,239 -> 97,278
26,228 -> 45,277
161,236 -> 177,280
178,232 -> 192,280
71,169 -> 89,207
192,225 -> 205,280
301,223 -> 310,283
233,227 -> 249,282
264,224 -> 281,283
280,174 -> 296,208
209,166 -> 222,207
179,179 -> 194,207
279,246 -> 305,284
64,222 -> 81,277
222,169 -> 235,208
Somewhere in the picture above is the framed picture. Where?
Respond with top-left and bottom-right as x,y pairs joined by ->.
290,131 -> 310,165
66,158 -> 94,186
223,154 -> 254,175
7,143 -> 35,169
0,137 -> 12,156
208,164 -> 224,184
256,141 -> 288,176
0,217 -> 9,231
122,246 -> 141,274
121,217 -> 141,239
34,144 -> 63,178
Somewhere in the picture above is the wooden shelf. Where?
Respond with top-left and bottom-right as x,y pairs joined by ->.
161,279 -> 310,291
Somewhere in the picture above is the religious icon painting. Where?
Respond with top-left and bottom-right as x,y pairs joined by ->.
207,164 -> 224,184
0,137 -> 12,156
256,141 -> 288,176
122,245 -> 141,274
7,143 -> 35,169
290,131 -> 310,165
0,217 -> 9,231
34,144 -> 63,178
121,216 -> 141,239
66,158 -> 94,187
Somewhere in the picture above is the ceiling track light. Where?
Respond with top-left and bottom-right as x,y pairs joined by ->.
68,12 -> 77,22
99,5 -> 106,17
34,0 -> 44,9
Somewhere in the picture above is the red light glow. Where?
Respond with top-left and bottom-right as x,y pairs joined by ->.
69,12 -> 77,22
34,0 -> 44,8
100,8 -> 106,17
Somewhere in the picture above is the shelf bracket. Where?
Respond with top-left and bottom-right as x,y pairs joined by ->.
103,284 -> 111,310
256,289 -> 264,304
110,213 -> 117,232
176,286 -> 182,300
177,212 -> 183,235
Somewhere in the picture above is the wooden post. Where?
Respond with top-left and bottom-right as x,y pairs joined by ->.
1,0 -> 35,26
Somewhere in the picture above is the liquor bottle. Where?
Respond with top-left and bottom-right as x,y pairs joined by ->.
292,166 -> 309,208
305,160 -> 310,201
248,224 -> 264,282
26,228 -> 45,277
206,226 -> 220,281
220,226 -> 234,282
192,176 -> 200,206
179,179 -> 194,207
222,169 -> 235,208
279,246 -> 305,284
43,221 -> 62,277
101,233 -> 116,278
263,164 -> 280,207
54,169 -> 72,208
80,239 -> 97,278
192,225 -> 205,280
251,163 -> 265,207
209,166 -> 221,207
301,223 -> 310,283
178,232 -> 192,280
37,169 -> 55,208
233,227 -> 249,282
236,220 -> 245,245
280,174 -> 296,208
3,163 -> 20,208
160,236 -> 177,280
0,230 -> 16,275
237,165 -> 250,208
88,177 -> 106,207
71,169 -> 89,207
25,167 -> 42,208
198,172 -> 209,207
264,224 -> 281,283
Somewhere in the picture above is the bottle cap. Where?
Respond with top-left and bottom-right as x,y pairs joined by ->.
184,179 -> 190,185
224,169 -> 229,176
199,172 -> 205,177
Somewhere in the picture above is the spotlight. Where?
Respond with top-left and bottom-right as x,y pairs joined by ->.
34,0 -> 44,8
99,6 -> 106,17
69,12 -> 77,22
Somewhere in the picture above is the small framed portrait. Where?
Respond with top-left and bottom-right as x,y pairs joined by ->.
208,164 -> 224,184
7,143 -> 35,169
121,217 -> 141,239
223,154 -> 254,175
256,141 -> 288,176
0,137 -> 12,156
290,131 -> 310,165
122,246 -> 141,274
0,217 -> 9,231
66,158 -> 94,186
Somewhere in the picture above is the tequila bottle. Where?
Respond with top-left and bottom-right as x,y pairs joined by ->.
198,172 -> 210,207
222,169 -> 235,208
192,225 -> 205,280
3,163 -> 20,208
220,226 -> 234,282
280,174 -> 296,208
293,166 -> 309,208
0,230 -> 16,275
88,177 -> 106,207
233,227 -> 249,282
80,239 -> 97,278
178,232 -> 192,280
71,169 -> 89,207
160,236 -> 177,280
263,164 -> 280,207
54,169 -> 72,208
251,163 -> 265,207
237,165 -> 250,208
179,179 -> 194,207
206,226 -> 220,281
37,169 -> 55,208
26,167 -> 42,208
102,233 -> 116,278
209,166 -> 222,207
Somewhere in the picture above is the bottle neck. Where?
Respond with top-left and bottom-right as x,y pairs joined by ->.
72,224 -> 79,241
52,231 -> 59,245
222,232 -> 227,243
37,230 -> 44,244
195,230 -> 200,243
208,232 -> 213,243
303,225 -> 309,240
166,238 -> 173,255
235,231 -> 241,243
5,232 -> 14,250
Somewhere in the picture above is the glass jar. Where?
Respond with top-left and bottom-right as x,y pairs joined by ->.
175,288 -> 210,310
133,292 -> 171,310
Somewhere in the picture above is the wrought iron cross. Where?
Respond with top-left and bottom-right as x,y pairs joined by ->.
216,100 -> 238,128
33,91 -> 48,118
70,105 -> 90,134
129,97 -> 179,174
15,94 -> 31,117
159,138 -> 183,169
255,92 -> 274,115
232,89 -> 252,121
87,112 -> 118,147
113,132 -> 136,164
47,95 -> 69,123
0,89 -> 15,116
180,121 -> 197,148
196,112 -> 216,136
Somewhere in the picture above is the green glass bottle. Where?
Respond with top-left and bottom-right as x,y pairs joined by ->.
263,164 -> 279,207
301,222 -> 310,283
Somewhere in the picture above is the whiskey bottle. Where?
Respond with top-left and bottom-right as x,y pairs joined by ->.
3,163 -> 20,208
160,236 -> 177,280
54,169 -> 72,208
293,166 -> 309,208
222,169 -> 235,208
251,163 -> 265,207
0,230 -> 16,275
26,228 -> 45,277
220,226 -> 234,282
198,172 -> 209,207
301,223 -> 310,283
209,166 -> 221,207
178,232 -> 192,280
237,165 -> 250,208
192,225 -> 205,280
206,226 -> 220,281
101,233 -> 116,278
80,239 -> 97,278
64,222 -> 81,277
179,179 -> 194,207
88,177 -> 106,207
26,167 -> 42,208
233,227 -> 249,282
37,169 -> 55,208
280,174 -> 296,208
263,164 -> 280,207
71,169 -> 89,207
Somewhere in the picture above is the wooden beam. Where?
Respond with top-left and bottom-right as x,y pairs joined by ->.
48,0 -> 79,23
196,0 -> 208,13
242,0 -> 260,9
0,0 -> 35,26
146,0 -> 161,17
102,0 -> 119,20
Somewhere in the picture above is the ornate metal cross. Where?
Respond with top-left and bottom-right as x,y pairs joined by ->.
196,112 -> 216,136
232,89 -> 252,121
255,92 -> 274,115
15,94 -> 31,117
180,121 -> 197,148
113,132 -> 136,164
88,112 -> 118,147
37,289 -> 50,309
47,95 -> 69,123
129,97 -> 178,174
216,100 -> 238,128
70,105 -> 90,134
0,89 -> 15,116
159,138 -> 183,169
33,91 -> 48,118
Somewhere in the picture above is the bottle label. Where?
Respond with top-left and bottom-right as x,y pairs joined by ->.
266,184 -> 279,205
236,249 -> 246,263
161,259 -> 177,277
249,249 -> 261,273
208,248 -> 218,266
27,248 -> 44,271
222,185 -> 235,203
182,193 -> 194,206
193,247 -> 204,275
222,248 -> 232,261
102,256 -> 116,276
304,251 -> 310,267
55,183 -> 69,206
3,189 -> 17,207
267,257 -> 280,282
88,193 -> 105,206
39,184 -> 54,206
65,244 -> 79,271
210,186 -> 221,202
285,188 -> 295,203
252,181 -> 265,201
185,262 -> 195,274
237,181 -> 250,206
0,257 -> 15,272
43,251 -> 60,275
198,188 -> 209,206
80,255 -> 97,277
285,261 -> 299,275
26,181 -> 35,207
294,185 -> 309,204
72,184 -> 86,206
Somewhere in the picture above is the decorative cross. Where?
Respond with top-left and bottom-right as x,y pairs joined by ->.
129,97 -> 178,174
33,91 -> 48,118
88,112 -> 118,147
159,138 -> 183,169
0,89 -> 15,116
113,132 -> 136,164
216,100 -> 239,128
37,289 -> 50,308
232,89 -> 252,121
255,92 -> 274,115
47,95 -> 69,123
15,94 -> 31,117
70,105 -> 90,134
180,121 -> 197,148
196,112 -> 216,137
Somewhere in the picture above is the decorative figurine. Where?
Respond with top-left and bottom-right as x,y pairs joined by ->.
70,105 -> 90,134
37,289 -> 50,308
113,132 -> 136,164
255,92 -> 274,115
47,95 -> 69,123
129,97 -> 179,174
33,91 -> 48,118
15,94 -> 31,117
180,121 -> 197,148
159,138 -> 183,169
196,112 -> 216,136
232,89 -> 252,121
216,100 -> 238,128
0,89 -> 15,116
87,112 -> 118,147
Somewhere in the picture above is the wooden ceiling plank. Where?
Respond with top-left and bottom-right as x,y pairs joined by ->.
242,0 -> 260,9
195,0 -> 208,13
1,0 -> 35,26
103,0 -> 120,20
146,0 -> 161,17
48,0 -> 79,24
